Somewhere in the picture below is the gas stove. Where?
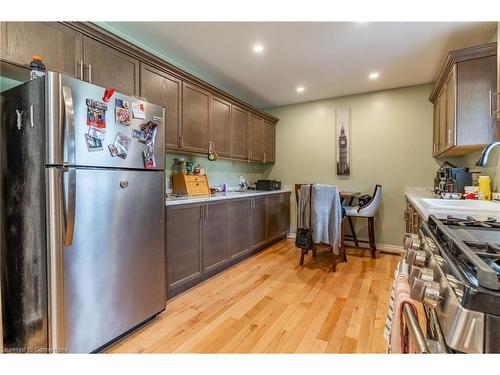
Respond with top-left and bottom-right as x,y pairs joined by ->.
404,214 -> 500,353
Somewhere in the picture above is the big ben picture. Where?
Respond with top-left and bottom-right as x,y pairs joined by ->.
336,107 -> 350,176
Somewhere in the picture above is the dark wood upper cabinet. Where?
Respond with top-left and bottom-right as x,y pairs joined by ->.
165,204 -> 202,292
210,96 -> 231,157
140,63 -> 181,150
83,36 -> 139,96
248,114 -> 263,162
231,106 -> 249,160
0,22 -> 83,78
498,23 -> 500,124
262,120 -> 276,164
182,82 -> 210,154
202,201 -> 229,273
228,198 -> 251,260
250,197 -> 267,250
430,42 -> 498,157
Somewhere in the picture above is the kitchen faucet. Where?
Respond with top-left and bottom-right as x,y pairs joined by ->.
476,142 -> 500,167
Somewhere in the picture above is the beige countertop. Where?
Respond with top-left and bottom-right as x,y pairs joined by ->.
165,189 -> 292,206
405,187 -> 500,221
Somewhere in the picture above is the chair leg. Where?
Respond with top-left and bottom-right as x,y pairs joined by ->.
331,252 -> 338,272
368,217 -> 377,259
340,217 -> 347,262
312,244 -> 317,257
348,216 -> 359,247
299,249 -> 306,265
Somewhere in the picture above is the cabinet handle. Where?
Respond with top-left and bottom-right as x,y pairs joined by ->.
205,204 -> 209,219
263,152 -> 266,164
488,90 -> 499,116
447,129 -> 452,145
88,64 -> 92,83
79,61 -> 84,80
179,135 -> 184,148
200,205 -> 204,220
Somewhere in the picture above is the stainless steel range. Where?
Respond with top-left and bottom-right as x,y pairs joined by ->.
403,215 -> 500,353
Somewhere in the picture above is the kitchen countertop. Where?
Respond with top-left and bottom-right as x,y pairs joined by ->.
165,189 -> 292,206
405,187 -> 500,221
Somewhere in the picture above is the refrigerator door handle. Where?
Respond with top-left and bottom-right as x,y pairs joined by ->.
63,167 -> 76,247
61,86 -> 76,166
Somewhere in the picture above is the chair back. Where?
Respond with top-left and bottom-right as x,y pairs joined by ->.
358,184 -> 382,217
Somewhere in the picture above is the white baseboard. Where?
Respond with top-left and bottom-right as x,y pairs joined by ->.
286,232 -> 404,255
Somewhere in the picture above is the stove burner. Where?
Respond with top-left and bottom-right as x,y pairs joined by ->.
443,215 -> 500,228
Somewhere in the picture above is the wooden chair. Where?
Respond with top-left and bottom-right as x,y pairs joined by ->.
294,184 -> 347,272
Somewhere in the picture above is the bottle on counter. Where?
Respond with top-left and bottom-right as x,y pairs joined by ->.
478,175 -> 491,200
29,55 -> 46,80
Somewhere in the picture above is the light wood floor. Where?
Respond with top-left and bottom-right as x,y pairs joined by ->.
107,239 -> 400,353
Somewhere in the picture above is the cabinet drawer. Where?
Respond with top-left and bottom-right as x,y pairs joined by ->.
184,175 -> 205,183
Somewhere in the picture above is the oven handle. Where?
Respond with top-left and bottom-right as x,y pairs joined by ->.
403,304 -> 431,353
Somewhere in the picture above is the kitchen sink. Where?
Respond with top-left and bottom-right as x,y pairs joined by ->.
419,198 -> 499,210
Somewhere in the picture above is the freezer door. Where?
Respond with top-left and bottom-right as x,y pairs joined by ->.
53,168 -> 166,353
46,72 -> 165,170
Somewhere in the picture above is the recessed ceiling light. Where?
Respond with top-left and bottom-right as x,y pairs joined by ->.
296,86 -> 305,93
253,43 -> 264,54
369,72 -> 380,80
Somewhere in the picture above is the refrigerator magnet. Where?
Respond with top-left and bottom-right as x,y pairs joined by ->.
88,126 -> 106,141
132,102 -> 146,120
113,132 -> 132,160
139,121 -> 158,147
85,133 -> 103,152
86,99 -> 107,129
132,128 -> 146,141
115,98 -> 131,126
108,144 -> 118,157
143,147 -> 156,169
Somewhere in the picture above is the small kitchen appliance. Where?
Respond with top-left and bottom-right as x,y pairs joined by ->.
256,179 -> 281,191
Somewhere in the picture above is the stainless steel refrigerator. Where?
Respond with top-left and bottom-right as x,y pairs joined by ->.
1,72 -> 166,353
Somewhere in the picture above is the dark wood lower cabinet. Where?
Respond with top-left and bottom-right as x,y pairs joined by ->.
165,204 -> 202,293
267,195 -> 280,239
228,198 -> 251,260
202,201 -> 229,273
250,197 -> 267,250
166,193 -> 290,298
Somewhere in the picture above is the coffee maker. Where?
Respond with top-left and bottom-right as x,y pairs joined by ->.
434,162 -> 472,195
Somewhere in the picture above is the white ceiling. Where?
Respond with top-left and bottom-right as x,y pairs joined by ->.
101,22 -> 497,108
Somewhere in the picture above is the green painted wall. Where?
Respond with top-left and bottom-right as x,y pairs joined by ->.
165,152 -> 271,190
264,83 -> 451,247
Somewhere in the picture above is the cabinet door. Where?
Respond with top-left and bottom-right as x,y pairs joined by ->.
83,36 -> 139,96
248,114 -> 263,162
0,22 -> 82,78
210,96 -> 231,156
262,120 -> 276,163
231,106 -> 249,159
433,101 -> 440,156
228,198 -> 251,260
165,204 -> 202,291
445,67 -> 456,150
267,195 -> 280,239
250,197 -> 267,250
182,82 -> 210,153
498,22 -> 500,123
438,89 -> 447,154
279,193 -> 291,234
202,201 -> 229,273
140,63 -> 181,150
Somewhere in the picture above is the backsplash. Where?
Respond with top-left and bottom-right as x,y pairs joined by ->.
165,152 -> 272,190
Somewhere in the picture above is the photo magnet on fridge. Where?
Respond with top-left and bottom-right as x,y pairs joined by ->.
108,144 -> 118,157
139,121 -> 158,147
86,99 -> 107,128
85,133 -> 103,152
115,98 -> 131,126
88,126 -> 106,141
113,132 -> 132,160
132,128 -> 146,141
132,102 -> 146,119
143,147 -> 156,169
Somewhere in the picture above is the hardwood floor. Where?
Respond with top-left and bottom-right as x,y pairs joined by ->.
107,239 -> 400,354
